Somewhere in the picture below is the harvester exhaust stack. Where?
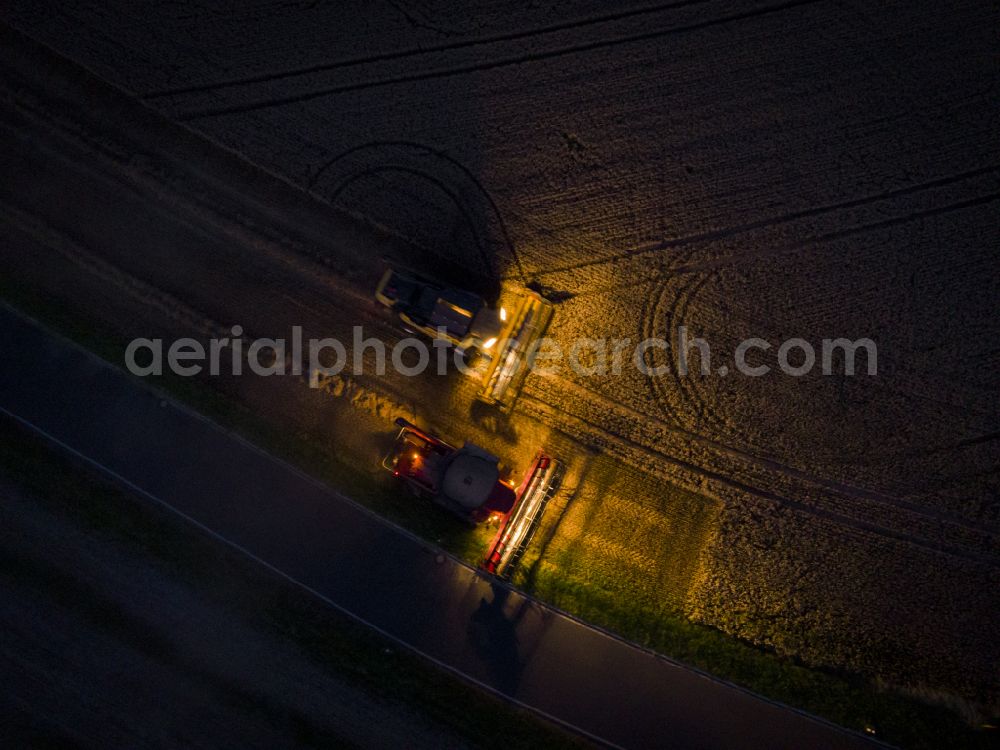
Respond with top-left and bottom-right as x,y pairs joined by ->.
478,291 -> 554,412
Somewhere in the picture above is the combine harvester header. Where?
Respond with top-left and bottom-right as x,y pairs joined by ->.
478,290 -> 555,412
482,451 -> 564,579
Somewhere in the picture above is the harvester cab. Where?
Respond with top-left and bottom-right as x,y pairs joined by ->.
374,267 -> 556,407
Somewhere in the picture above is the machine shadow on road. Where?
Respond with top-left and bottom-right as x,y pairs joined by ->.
467,582 -> 525,696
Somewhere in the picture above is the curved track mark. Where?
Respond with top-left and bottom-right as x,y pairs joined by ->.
325,162 -> 491,276
310,140 -> 525,282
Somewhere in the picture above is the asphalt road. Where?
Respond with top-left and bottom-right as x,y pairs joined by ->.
0,305 -> 880,750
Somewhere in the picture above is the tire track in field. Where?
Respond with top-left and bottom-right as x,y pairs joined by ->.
568,182 -> 1000,298
653,191 -> 1000,278
518,381 -> 1000,566
308,140 -> 525,282
175,0 -> 825,120
657,270 -> 730,434
544,163 -> 1000,279
518,389 -> 999,565
639,275 -> 681,427
142,0 -> 712,99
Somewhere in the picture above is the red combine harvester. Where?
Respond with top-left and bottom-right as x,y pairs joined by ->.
383,418 -> 563,578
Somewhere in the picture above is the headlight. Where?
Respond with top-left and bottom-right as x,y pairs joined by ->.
483,337 -> 497,349
499,307 -> 507,322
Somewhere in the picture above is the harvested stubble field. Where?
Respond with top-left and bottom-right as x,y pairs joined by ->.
516,454 -> 722,635
2,0 -> 998,743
